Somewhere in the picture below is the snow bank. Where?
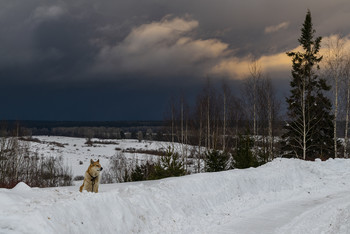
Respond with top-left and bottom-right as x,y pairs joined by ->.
1,158 -> 350,233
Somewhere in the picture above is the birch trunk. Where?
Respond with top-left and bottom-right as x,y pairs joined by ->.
344,78 -> 350,158
302,79 -> 306,160
267,90 -> 273,159
207,95 -> 210,150
223,93 -> 226,152
198,110 -> 202,172
344,59 -> 350,158
334,76 -> 338,158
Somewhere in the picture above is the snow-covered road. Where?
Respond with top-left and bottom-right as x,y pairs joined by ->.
216,190 -> 350,234
1,158 -> 350,234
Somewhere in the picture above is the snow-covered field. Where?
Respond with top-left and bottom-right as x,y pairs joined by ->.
1,137 -> 350,233
27,136 -> 194,178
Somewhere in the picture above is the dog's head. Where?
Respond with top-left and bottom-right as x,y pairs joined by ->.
88,159 -> 103,176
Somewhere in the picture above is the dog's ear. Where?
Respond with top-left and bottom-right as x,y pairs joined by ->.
97,159 -> 100,163
90,159 -> 94,164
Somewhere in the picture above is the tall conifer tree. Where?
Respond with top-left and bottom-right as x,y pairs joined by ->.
283,10 -> 334,160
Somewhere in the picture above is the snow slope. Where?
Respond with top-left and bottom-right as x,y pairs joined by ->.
2,158 -> 350,233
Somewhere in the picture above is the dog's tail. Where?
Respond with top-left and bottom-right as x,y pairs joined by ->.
79,182 -> 84,192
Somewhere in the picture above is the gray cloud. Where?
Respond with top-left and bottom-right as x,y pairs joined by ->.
265,22 -> 290,34
92,16 -> 231,80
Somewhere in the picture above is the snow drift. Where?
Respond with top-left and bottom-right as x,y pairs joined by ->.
2,158 -> 350,234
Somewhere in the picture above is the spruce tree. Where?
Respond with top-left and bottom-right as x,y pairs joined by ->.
232,134 -> 259,169
149,147 -> 186,179
204,149 -> 230,172
283,10 -> 334,160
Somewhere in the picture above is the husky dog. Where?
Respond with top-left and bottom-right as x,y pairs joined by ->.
79,159 -> 103,193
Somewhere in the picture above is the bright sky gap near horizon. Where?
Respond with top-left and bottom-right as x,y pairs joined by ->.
1,0 -> 350,121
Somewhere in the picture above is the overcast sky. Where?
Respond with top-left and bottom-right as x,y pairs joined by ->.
1,0 -> 350,121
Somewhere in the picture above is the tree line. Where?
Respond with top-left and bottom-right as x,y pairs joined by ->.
163,67 -> 281,171
283,10 -> 350,160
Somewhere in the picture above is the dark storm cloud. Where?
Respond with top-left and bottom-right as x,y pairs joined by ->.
0,0 -> 350,120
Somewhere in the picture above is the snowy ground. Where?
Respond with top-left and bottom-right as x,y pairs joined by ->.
2,157 -> 350,233
27,136 -> 196,178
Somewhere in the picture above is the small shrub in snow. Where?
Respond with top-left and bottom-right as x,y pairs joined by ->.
137,131 -> 143,142
149,147 -> 186,180
0,137 -> 73,188
48,141 -> 66,148
85,138 -> 93,146
35,156 -> 73,187
130,162 -> 155,181
101,152 -> 134,183
19,137 -> 42,143
132,149 -> 166,157
232,135 -> 260,169
100,170 -> 114,184
204,150 -> 231,172
73,175 -> 85,181
101,148 -> 187,183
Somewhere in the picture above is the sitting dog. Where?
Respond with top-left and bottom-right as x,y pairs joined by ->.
79,159 -> 103,193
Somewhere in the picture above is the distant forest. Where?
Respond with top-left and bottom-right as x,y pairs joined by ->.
0,120 -> 166,140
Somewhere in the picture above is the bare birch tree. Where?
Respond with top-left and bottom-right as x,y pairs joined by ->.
221,80 -> 232,152
243,60 -> 262,155
258,76 -> 280,160
342,53 -> 350,158
324,35 -> 345,158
